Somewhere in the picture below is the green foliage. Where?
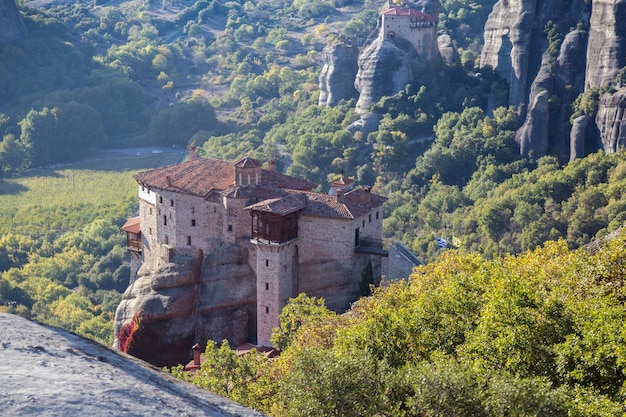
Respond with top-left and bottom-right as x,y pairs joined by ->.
149,96 -> 218,145
271,294 -> 335,351
172,237 -> 626,415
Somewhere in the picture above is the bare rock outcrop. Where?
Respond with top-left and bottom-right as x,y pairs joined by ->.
318,43 -> 360,107
437,34 -> 458,65
516,89 -> 550,157
0,313 -> 266,417
585,0 -> 626,89
596,87 -> 626,152
569,114 -> 601,161
480,0 -> 537,110
0,0 -> 27,42
114,245 -> 255,366
355,37 -> 418,114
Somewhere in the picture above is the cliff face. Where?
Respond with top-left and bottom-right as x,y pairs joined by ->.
114,245 -> 256,366
585,0 -> 626,89
596,88 -> 626,152
0,0 -> 27,42
480,0 -> 626,160
354,37 -> 418,114
480,0 -> 537,111
318,43 -> 360,107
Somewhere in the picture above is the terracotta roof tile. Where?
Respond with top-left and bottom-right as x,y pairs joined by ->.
133,158 -> 234,198
382,6 -> 437,21
121,217 -> 140,233
234,156 -> 262,168
245,193 -> 308,216
261,170 -> 317,191
283,189 -> 387,220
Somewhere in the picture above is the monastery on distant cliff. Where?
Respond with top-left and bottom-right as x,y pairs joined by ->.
121,151 -> 386,347
380,2 -> 439,60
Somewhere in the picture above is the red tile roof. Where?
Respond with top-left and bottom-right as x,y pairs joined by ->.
133,158 -> 317,199
235,156 -> 262,168
284,188 -> 387,220
134,158 -> 235,198
121,217 -> 141,233
382,6 -> 437,21
329,176 -> 354,187
245,193 -> 308,216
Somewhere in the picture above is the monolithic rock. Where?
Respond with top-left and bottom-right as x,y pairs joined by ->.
0,0 -> 27,42
318,43 -> 360,107
556,29 -> 587,91
480,0 -> 537,110
437,34 -> 459,65
114,245 -> 256,366
355,37 -> 418,114
0,313 -> 266,417
585,0 -> 626,89
596,87 -> 626,152
516,89 -> 550,157
569,114 -> 601,161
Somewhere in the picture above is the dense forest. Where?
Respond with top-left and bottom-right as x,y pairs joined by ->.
2,0 -> 626,412
168,236 -> 626,416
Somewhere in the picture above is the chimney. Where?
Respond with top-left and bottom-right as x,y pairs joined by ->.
188,145 -> 197,160
336,188 -> 345,203
267,159 -> 276,172
192,343 -> 201,366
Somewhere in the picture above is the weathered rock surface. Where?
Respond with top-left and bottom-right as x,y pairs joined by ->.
114,245 -> 255,366
355,37 -> 418,114
318,43 -> 360,107
437,34 -> 458,65
516,50 -> 553,158
585,0 -> 626,89
556,29 -> 587,91
0,313 -> 266,417
596,87 -> 626,152
480,0 -> 537,110
516,89 -> 550,157
0,0 -> 27,42
569,114 -> 601,161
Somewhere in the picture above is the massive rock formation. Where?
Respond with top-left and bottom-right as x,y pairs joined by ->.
114,245 -> 256,366
354,37 -> 418,114
0,0 -> 27,42
596,87 -> 626,152
480,0 -> 537,111
318,43 -> 360,107
437,34 -> 458,65
1,313 -> 266,417
585,0 -> 626,89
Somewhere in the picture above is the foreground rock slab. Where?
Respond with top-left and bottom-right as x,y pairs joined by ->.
0,313 -> 266,417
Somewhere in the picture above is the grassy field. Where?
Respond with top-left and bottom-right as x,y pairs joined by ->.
0,152 -> 183,235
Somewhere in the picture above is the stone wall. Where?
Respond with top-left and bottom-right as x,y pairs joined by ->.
381,15 -> 438,60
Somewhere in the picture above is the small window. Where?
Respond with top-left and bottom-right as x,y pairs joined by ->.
376,211 -> 379,220
369,214 -> 372,223
228,224 -> 233,232
159,196 -> 163,204
265,283 -> 269,290
214,207 -> 217,213
163,215 -> 167,226
265,306 -> 269,314
149,228 -> 152,235
265,259 -> 269,267
187,236 -> 191,245
164,235 -> 169,244
149,207 -> 152,215
363,220 -> 365,228
141,186 -> 145,192
170,200 -> 174,207
191,219 -> 196,227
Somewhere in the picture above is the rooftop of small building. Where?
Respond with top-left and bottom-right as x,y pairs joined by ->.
121,216 -> 141,233
381,5 -> 437,20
